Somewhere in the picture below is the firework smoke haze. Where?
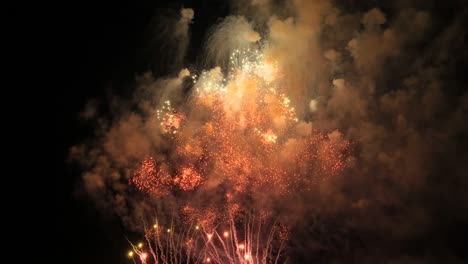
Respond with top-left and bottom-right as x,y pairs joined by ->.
71,1 -> 468,263
143,7 -> 194,75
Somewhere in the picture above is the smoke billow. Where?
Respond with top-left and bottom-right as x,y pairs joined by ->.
203,16 -> 261,69
72,1 -> 468,263
144,8 -> 194,75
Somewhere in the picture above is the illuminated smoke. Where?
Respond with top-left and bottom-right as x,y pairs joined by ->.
72,1 -> 468,263
118,44 -> 351,263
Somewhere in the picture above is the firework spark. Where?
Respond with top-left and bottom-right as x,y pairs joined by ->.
132,157 -> 172,196
126,211 -> 288,264
157,100 -> 185,135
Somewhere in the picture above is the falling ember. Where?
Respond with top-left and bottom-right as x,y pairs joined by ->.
127,251 -> 134,258
238,244 -> 245,250
207,234 -> 213,240
205,257 -> 211,263
223,231 -> 229,238
140,252 -> 148,261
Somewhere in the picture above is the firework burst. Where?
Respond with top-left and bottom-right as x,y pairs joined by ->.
125,47 -> 351,263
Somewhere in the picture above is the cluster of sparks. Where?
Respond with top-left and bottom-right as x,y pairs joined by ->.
126,213 -> 288,264
156,100 -> 185,135
129,48 -> 351,263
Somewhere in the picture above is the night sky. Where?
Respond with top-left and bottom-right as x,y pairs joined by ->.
57,1 -> 468,263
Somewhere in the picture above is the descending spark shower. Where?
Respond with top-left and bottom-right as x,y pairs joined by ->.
125,46 -> 351,263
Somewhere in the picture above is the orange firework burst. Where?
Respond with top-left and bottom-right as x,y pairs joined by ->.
131,47 -> 352,209
131,157 -> 172,196
173,166 -> 203,191
127,48 -> 352,263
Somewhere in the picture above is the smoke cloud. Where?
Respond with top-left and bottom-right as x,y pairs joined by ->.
143,8 -> 194,75
72,1 -> 468,263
